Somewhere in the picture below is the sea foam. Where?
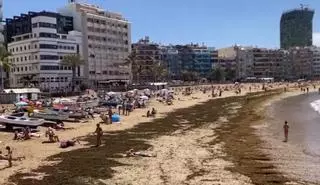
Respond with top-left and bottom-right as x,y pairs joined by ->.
310,99 -> 320,114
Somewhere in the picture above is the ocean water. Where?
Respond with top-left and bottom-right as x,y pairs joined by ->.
262,93 -> 320,184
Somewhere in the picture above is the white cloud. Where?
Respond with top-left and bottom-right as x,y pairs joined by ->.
313,33 -> 320,46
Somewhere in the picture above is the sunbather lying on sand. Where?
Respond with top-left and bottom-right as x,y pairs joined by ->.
60,138 -> 80,148
124,149 -> 156,157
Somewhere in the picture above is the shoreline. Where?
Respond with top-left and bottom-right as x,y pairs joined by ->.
0,85 -> 308,184
258,90 -> 320,185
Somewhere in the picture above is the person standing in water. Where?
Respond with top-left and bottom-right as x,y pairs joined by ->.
283,121 -> 289,142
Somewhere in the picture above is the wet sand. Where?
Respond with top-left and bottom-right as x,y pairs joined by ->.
260,91 -> 320,184
3,89 -> 305,185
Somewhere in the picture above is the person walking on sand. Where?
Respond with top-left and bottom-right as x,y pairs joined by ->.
283,121 -> 289,142
94,124 -> 103,147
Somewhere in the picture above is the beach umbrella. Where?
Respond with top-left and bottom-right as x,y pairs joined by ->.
107,91 -> 117,96
15,101 -> 28,106
53,104 -> 65,110
140,95 -> 149,100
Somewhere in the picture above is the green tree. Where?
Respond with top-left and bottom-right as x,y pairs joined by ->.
181,70 -> 199,82
60,54 -> 85,91
0,46 -> 12,90
208,68 -> 224,82
151,62 -> 168,82
225,68 -> 236,81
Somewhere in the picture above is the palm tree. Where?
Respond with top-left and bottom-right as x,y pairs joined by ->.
60,54 -> 85,91
0,46 -> 12,90
151,62 -> 168,82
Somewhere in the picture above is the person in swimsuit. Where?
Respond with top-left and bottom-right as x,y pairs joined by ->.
283,121 -> 289,142
94,124 -> 103,147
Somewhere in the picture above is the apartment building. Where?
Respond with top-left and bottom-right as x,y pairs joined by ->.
218,46 -> 254,79
280,6 -> 314,49
252,48 -> 287,80
59,2 -> 131,88
160,45 -> 180,80
288,47 -> 313,79
6,11 -> 83,92
131,36 -> 162,84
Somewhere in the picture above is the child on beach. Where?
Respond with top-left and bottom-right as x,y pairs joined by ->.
283,121 -> 289,142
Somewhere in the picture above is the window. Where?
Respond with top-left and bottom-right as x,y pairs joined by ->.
24,46 -> 26,50
40,55 -> 59,60
21,57 -> 23,62
39,22 -> 56,29
71,46 -> 75,50
61,35 -> 67,39
32,23 -> 38,28
28,45 -> 30,50
34,34 -> 37,38
35,44 -> 37,49
29,66 -> 31,71
29,56 -> 31,60
25,66 -> 27,71
40,65 -> 60,70
21,67 -> 23,72
39,32 -> 59,39
39,44 -> 58,49
51,77 -> 54,82
17,58 -> 19,62
63,46 -> 67,50
25,56 -> 27,61
12,48 -> 15,52
40,78 -> 45,82
20,47 -> 22,51
16,47 -> 18,52
17,68 -> 19,72
35,55 -> 38,60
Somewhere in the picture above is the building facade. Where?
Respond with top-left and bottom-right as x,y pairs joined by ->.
161,45 -> 181,80
310,47 -> 320,79
252,48 -> 287,80
218,46 -> 254,79
280,6 -> 314,49
289,47 -> 313,79
131,37 -> 162,83
59,2 -> 131,88
6,11 -> 83,92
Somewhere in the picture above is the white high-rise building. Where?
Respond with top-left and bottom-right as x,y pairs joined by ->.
59,2 -> 132,88
6,11 -> 83,92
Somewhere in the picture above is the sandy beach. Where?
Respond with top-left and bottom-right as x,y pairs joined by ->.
0,83 -> 311,185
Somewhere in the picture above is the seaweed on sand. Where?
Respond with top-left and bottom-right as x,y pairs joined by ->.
7,90 -> 290,185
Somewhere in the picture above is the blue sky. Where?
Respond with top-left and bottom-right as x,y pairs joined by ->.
4,0 -> 320,48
